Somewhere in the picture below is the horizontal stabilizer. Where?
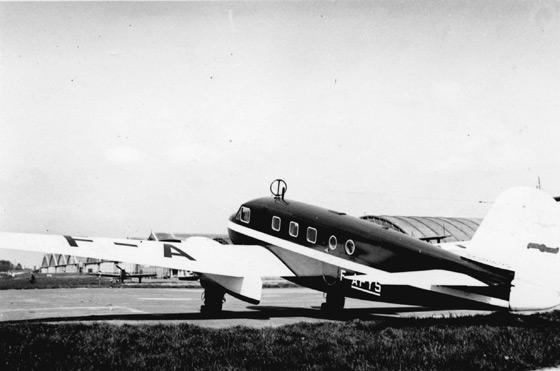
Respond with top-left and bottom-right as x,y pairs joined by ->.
419,235 -> 451,243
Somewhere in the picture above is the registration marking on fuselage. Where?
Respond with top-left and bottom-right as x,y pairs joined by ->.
348,279 -> 382,296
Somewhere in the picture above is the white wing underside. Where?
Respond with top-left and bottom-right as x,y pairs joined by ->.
0,232 -> 294,278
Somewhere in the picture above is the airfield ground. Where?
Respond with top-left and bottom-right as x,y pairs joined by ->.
0,287 -> 493,327
2,287 -> 560,369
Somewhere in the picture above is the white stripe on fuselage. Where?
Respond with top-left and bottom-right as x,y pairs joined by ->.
228,221 -> 392,278
227,221 -> 509,308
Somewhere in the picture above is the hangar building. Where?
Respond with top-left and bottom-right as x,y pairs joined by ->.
360,215 -> 482,243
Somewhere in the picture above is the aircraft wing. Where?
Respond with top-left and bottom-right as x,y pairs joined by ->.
419,235 -> 451,243
0,232 -> 292,277
126,273 -> 157,278
86,272 -> 156,278
87,272 -> 121,278
0,232 -> 294,303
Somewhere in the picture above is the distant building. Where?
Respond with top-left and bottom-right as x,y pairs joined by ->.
360,215 -> 481,242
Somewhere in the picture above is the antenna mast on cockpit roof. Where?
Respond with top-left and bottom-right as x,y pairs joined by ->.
270,179 -> 287,200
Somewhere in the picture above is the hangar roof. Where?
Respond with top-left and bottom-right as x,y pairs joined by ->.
360,215 -> 482,242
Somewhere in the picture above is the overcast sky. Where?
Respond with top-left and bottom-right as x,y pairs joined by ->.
1,1 -> 560,267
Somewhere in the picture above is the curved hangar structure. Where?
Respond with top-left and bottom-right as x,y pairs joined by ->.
360,215 -> 482,243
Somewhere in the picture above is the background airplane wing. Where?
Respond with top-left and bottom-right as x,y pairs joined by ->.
86,272 -> 121,278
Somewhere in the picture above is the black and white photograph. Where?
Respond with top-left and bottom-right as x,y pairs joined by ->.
1,1 -> 560,369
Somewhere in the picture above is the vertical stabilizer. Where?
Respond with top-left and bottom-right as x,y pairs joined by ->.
469,187 -> 560,310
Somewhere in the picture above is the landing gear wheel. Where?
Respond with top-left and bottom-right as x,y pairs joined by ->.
321,292 -> 345,314
200,286 -> 225,315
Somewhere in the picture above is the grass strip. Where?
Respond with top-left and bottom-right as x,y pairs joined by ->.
1,311 -> 560,370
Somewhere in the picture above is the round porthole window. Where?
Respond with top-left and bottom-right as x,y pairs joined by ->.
328,235 -> 337,250
345,239 -> 355,255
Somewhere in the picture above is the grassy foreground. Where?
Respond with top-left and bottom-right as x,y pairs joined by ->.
2,311 -> 560,370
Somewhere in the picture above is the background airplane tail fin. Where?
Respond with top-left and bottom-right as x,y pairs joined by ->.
469,187 -> 560,310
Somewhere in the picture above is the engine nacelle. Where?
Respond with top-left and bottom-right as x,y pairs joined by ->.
509,280 -> 560,311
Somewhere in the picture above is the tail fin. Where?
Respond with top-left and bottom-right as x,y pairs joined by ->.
469,187 -> 560,310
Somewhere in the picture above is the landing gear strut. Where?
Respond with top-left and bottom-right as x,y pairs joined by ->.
321,292 -> 345,314
200,280 -> 225,315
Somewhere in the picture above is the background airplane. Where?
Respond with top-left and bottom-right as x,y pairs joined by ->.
0,181 -> 559,316
0,270 -> 30,278
87,264 -> 156,283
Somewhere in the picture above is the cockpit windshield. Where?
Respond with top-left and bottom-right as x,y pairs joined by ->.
236,206 -> 251,224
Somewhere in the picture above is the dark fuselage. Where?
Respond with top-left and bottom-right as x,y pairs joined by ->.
228,197 -> 512,287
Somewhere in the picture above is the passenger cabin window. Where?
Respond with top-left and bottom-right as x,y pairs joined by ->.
271,216 -> 281,232
236,206 -> 251,224
345,239 -> 356,255
289,221 -> 299,237
306,227 -> 317,244
329,235 -> 337,250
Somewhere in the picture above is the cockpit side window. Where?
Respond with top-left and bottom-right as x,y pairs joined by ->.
289,221 -> 299,237
329,235 -> 337,250
272,216 -> 281,231
236,206 -> 251,224
345,239 -> 356,255
306,227 -> 317,244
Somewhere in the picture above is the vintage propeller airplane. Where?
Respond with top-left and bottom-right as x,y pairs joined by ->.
0,180 -> 559,315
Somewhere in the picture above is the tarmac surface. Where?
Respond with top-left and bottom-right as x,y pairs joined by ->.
0,287 -> 494,328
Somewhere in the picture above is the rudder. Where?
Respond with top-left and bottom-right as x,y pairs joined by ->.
469,187 -> 560,310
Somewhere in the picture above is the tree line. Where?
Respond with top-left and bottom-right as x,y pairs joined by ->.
0,260 -> 22,271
